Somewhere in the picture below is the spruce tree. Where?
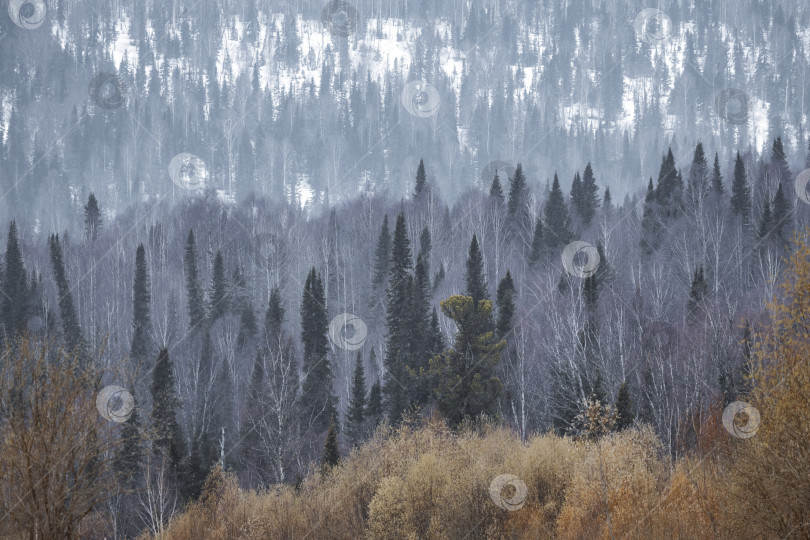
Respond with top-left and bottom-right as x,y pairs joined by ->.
150,347 -> 186,473
687,265 -> 708,317
580,163 -> 600,226
615,381 -> 634,430
757,197 -> 773,241
507,163 -> 530,229
770,137 -> 791,185
419,226 -> 432,286
688,142 -> 709,204
265,286 -> 285,348
655,148 -> 683,218
184,229 -> 206,329
414,158 -> 427,198
209,250 -> 228,322
366,376 -> 383,431
603,187 -> 612,213
496,271 -> 516,340
489,170 -> 504,203
131,244 -> 152,367
2,221 -> 29,338
301,267 -> 335,433
640,178 -> 659,255
84,193 -> 102,241
320,417 -> 340,476
371,215 -> 391,293
711,152 -> 724,196
544,173 -> 574,249
346,353 -> 366,445
429,307 -> 445,356
465,234 -> 488,304
48,234 -> 86,360
528,217 -> 544,265
114,407 -> 143,486
730,152 -> 751,223
771,182 -> 792,244
570,171 -> 583,220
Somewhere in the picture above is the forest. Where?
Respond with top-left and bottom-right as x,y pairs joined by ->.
1,0 -> 810,538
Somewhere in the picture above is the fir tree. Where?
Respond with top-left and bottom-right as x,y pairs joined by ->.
757,197 -> 773,240
687,265 -> 708,317
615,381 -> 634,430
570,171 -> 582,220
265,286 -> 285,348
184,229 -> 206,329
655,148 -> 683,218
131,244 -> 152,367
770,136 -> 791,185
150,347 -> 186,473
414,158 -> 427,198
688,142 -> 709,204
544,173 -> 574,249
496,271 -> 516,340
730,152 -> 751,223
320,417 -> 340,476
2,221 -> 29,338
465,234 -> 488,303
711,152 -> 724,196
603,187 -> 612,213
528,217 -> 544,265
371,215 -> 391,293
346,353 -> 366,445
640,178 -> 659,255
419,226 -> 432,286
507,163 -> 530,229
48,234 -> 86,360
489,170 -> 504,203
580,163 -> 600,226
114,407 -> 143,486
771,182 -> 792,244
209,250 -> 228,322
84,193 -> 102,241
366,376 -> 383,431
301,267 -> 335,433
428,307 -> 445,356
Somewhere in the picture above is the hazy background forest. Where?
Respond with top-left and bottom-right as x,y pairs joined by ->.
1,0 -> 810,537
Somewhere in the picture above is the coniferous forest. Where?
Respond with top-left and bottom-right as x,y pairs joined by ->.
1,0 -> 810,537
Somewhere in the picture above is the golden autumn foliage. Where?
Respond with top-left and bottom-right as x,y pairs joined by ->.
142,231 -> 810,539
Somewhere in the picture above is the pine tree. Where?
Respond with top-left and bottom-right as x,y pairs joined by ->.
414,158 -> 427,198
730,152 -> 752,223
496,271 -> 516,340
528,217 -> 544,265
711,152 -> 724,196
615,381 -> 634,430
507,163 -> 530,229
346,353 -> 366,445
580,163 -> 600,226
429,295 -> 504,427
184,229 -> 206,329
544,173 -> 574,249
84,193 -> 102,241
2,221 -> 29,338
301,267 -> 335,433
465,234 -> 488,303
131,244 -> 152,367
687,265 -> 708,317
371,215 -> 391,293
209,250 -> 228,322
489,170 -> 504,203
48,234 -> 86,360
320,417 -> 340,476
150,347 -> 186,473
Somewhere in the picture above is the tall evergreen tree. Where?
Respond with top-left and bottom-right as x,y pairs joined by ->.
757,197 -> 773,240
84,193 -> 102,241
544,173 -> 574,249
687,264 -> 708,317
346,353 -> 366,445
465,234 -> 488,304
2,221 -> 29,338
48,234 -> 86,359
615,381 -> 634,430
640,178 -> 660,255
414,158 -> 427,198
419,226 -> 432,286
265,286 -> 285,347
570,171 -> 583,220
579,163 -> 600,226
489,170 -> 504,203
771,182 -> 792,244
150,347 -> 186,473
730,152 -> 752,223
184,229 -> 206,329
711,152 -> 724,196
655,148 -> 683,218
371,215 -> 391,293
320,417 -> 340,476
366,376 -> 383,431
507,163 -> 530,230
688,142 -> 709,205
208,250 -> 228,322
301,267 -> 335,433
495,271 -> 516,340
131,244 -> 152,367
